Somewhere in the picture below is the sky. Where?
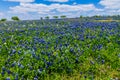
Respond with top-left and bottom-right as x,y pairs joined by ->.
0,0 -> 120,20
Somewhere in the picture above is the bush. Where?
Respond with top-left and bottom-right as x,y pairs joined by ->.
60,15 -> 66,19
53,16 -> 58,19
11,16 -> 20,21
45,16 -> 49,19
1,18 -> 7,22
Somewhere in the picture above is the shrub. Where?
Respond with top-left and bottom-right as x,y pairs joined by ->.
11,16 -> 20,21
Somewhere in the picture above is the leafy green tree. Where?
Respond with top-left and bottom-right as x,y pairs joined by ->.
80,15 -> 83,18
60,15 -> 66,19
45,16 -> 49,19
40,17 -> 43,20
11,16 -> 20,21
53,16 -> 58,19
1,18 -> 7,22
93,15 -> 100,18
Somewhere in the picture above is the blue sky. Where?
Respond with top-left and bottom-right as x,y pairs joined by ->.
0,0 -> 120,20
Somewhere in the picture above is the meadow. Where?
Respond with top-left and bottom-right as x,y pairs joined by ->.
0,18 -> 120,80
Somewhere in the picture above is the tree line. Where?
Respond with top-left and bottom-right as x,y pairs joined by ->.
0,16 -> 20,22
1,15 -> 120,22
0,15 -> 67,22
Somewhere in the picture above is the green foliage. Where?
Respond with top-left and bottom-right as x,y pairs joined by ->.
45,16 -> 49,19
11,16 -> 20,21
1,18 -> 7,22
80,15 -> 83,18
0,18 -> 120,79
60,15 -> 66,19
93,15 -> 101,18
53,16 -> 59,19
40,17 -> 43,20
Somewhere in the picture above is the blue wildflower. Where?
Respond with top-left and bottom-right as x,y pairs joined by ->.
34,76 -> 38,80
101,60 -> 105,64
90,60 -> 95,65
2,66 -> 6,71
1,71 -> 5,76
7,70 -> 11,74
118,54 -> 120,58
84,76 -> 87,78
6,77 -> 10,80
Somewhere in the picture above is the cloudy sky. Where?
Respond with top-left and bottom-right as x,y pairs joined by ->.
0,0 -> 120,20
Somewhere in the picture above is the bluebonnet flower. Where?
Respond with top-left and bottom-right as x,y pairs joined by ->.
59,44 -> 62,47
64,43 -> 69,47
97,44 -> 103,50
41,51 -> 45,55
2,66 -> 6,71
46,66 -> 49,69
29,66 -> 33,70
14,74 -> 19,80
34,76 -> 38,80
7,70 -> 11,75
6,77 -> 10,80
11,61 -> 16,67
75,58 -> 79,63
47,42 -> 50,44
47,52 -> 51,58
80,72 -> 82,75
56,40 -> 58,44
90,60 -> 95,65
46,45 -> 49,49
70,48 -> 74,53
21,75 -> 24,80
38,68 -> 43,73
101,27 -> 105,31
101,60 -> 105,64
12,49 -> 16,54
33,46 -> 37,51
1,71 -> 5,76
2,38 -> 6,43
118,54 -> 120,58
18,62 -> 24,69
98,55 -> 101,59
35,56 -> 40,60
58,36 -> 61,39
18,50 -> 21,55
116,40 -> 120,45
0,45 -> 2,48
84,76 -> 87,78
47,62 -> 52,66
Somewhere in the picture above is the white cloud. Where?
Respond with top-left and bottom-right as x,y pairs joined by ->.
6,0 -> 120,20
73,2 -> 77,5
46,0 -> 68,2
0,12 -> 4,16
9,3 -> 109,19
9,3 -> 98,14
98,0 -> 120,16
56,4 -> 97,12
4,0 -> 34,3
99,0 -> 120,9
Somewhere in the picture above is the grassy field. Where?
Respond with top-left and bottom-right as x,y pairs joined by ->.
0,19 -> 120,80
94,20 -> 120,22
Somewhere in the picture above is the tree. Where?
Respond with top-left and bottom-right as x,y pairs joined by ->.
11,16 -> 20,21
45,16 -> 49,19
93,15 -> 100,18
53,16 -> 58,19
40,17 -> 43,20
1,18 -> 7,22
80,15 -> 83,18
60,15 -> 66,19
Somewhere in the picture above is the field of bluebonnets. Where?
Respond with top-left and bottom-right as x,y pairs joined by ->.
0,18 -> 120,80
